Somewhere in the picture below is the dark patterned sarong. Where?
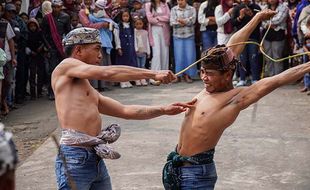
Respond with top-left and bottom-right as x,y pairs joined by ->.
162,148 -> 215,190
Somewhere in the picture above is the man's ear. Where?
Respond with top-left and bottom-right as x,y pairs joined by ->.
74,45 -> 82,55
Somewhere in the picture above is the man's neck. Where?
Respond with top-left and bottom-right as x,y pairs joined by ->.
220,85 -> 234,92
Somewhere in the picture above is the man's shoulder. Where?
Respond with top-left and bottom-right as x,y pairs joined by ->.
53,59 -> 73,74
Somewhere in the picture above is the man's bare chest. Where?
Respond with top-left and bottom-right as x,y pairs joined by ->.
70,79 -> 98,101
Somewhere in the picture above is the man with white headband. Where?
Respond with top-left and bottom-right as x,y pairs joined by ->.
163,9 -> 310,190
0,123 -> 18,190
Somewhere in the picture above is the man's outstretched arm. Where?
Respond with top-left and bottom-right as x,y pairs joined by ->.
98,95 -> 197,120
227,9 -> 276,57
231,62 -> 310,110
54,58 -> 176,84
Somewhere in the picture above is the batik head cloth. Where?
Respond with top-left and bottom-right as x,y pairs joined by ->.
201,45 -> 240,71
62,27 -> 101,46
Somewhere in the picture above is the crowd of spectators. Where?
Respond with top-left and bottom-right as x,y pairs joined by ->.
0,0 -> 309,118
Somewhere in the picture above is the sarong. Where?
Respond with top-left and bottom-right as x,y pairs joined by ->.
60,124 -> 121,159
162,148 -> 215,190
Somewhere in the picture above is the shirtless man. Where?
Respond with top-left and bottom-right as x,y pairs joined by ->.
52,27 -> 195,190
163,9 -> 310,190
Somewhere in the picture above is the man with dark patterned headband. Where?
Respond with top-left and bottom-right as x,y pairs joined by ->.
163,9 -> 310,190
52,27 -> 196,190
0,123 -> 18,190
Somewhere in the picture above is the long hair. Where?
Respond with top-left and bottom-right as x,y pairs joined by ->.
204,0 -> 219,14
119,9 -> 134,32
150,0 -> 166,12
267,0 -> 279,9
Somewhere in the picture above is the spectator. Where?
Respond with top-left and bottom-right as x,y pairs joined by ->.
292,0 -> 309,47
79,0 -> 113,91
63,0 -> 76,15
0,5 -> 16,115
0,42 -> 6,111
114,9 -> 138,88
198,0 -> 219,51
297,4 -> 310,47
70,12 -> 82,29
262,0 -> 289,77
41,0 -> 53,18
215,0 -> 235,44
41,0 -> 71,100
257,0 -> 268,10
131,0 -> 146,20
134,18 -> 150,85
287,0 -> 299,20
231,0 -> 261,86
29,0 -> 45,25
111,0 -> 130,23
145,0 -> 170,85
12,0 -> 29,105
19,12 -> 29,23
74,0 -> 83,12
193,0 -> 202,68
26,18 -> 47,99
170,0 -> 197,83
78,0 -> 110,38
89,0 -> 119,91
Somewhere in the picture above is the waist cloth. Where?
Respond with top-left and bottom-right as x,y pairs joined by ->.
59,124 -> 121,159
162,148 -> 215,190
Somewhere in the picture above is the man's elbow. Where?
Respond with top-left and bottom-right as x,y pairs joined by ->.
101,69 -> 117,81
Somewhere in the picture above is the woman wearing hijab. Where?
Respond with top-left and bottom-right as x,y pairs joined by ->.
215,0 -> 235,44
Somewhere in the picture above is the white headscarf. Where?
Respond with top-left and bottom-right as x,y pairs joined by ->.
42,1 -> 52,16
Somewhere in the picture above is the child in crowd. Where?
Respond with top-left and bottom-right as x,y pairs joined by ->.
115,9 -> 138,88
19,12 -> 29,24
134,18 -> 150,86
25,18 -> 47,99
131,0 -> 146,21
70,13 -> 82,30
